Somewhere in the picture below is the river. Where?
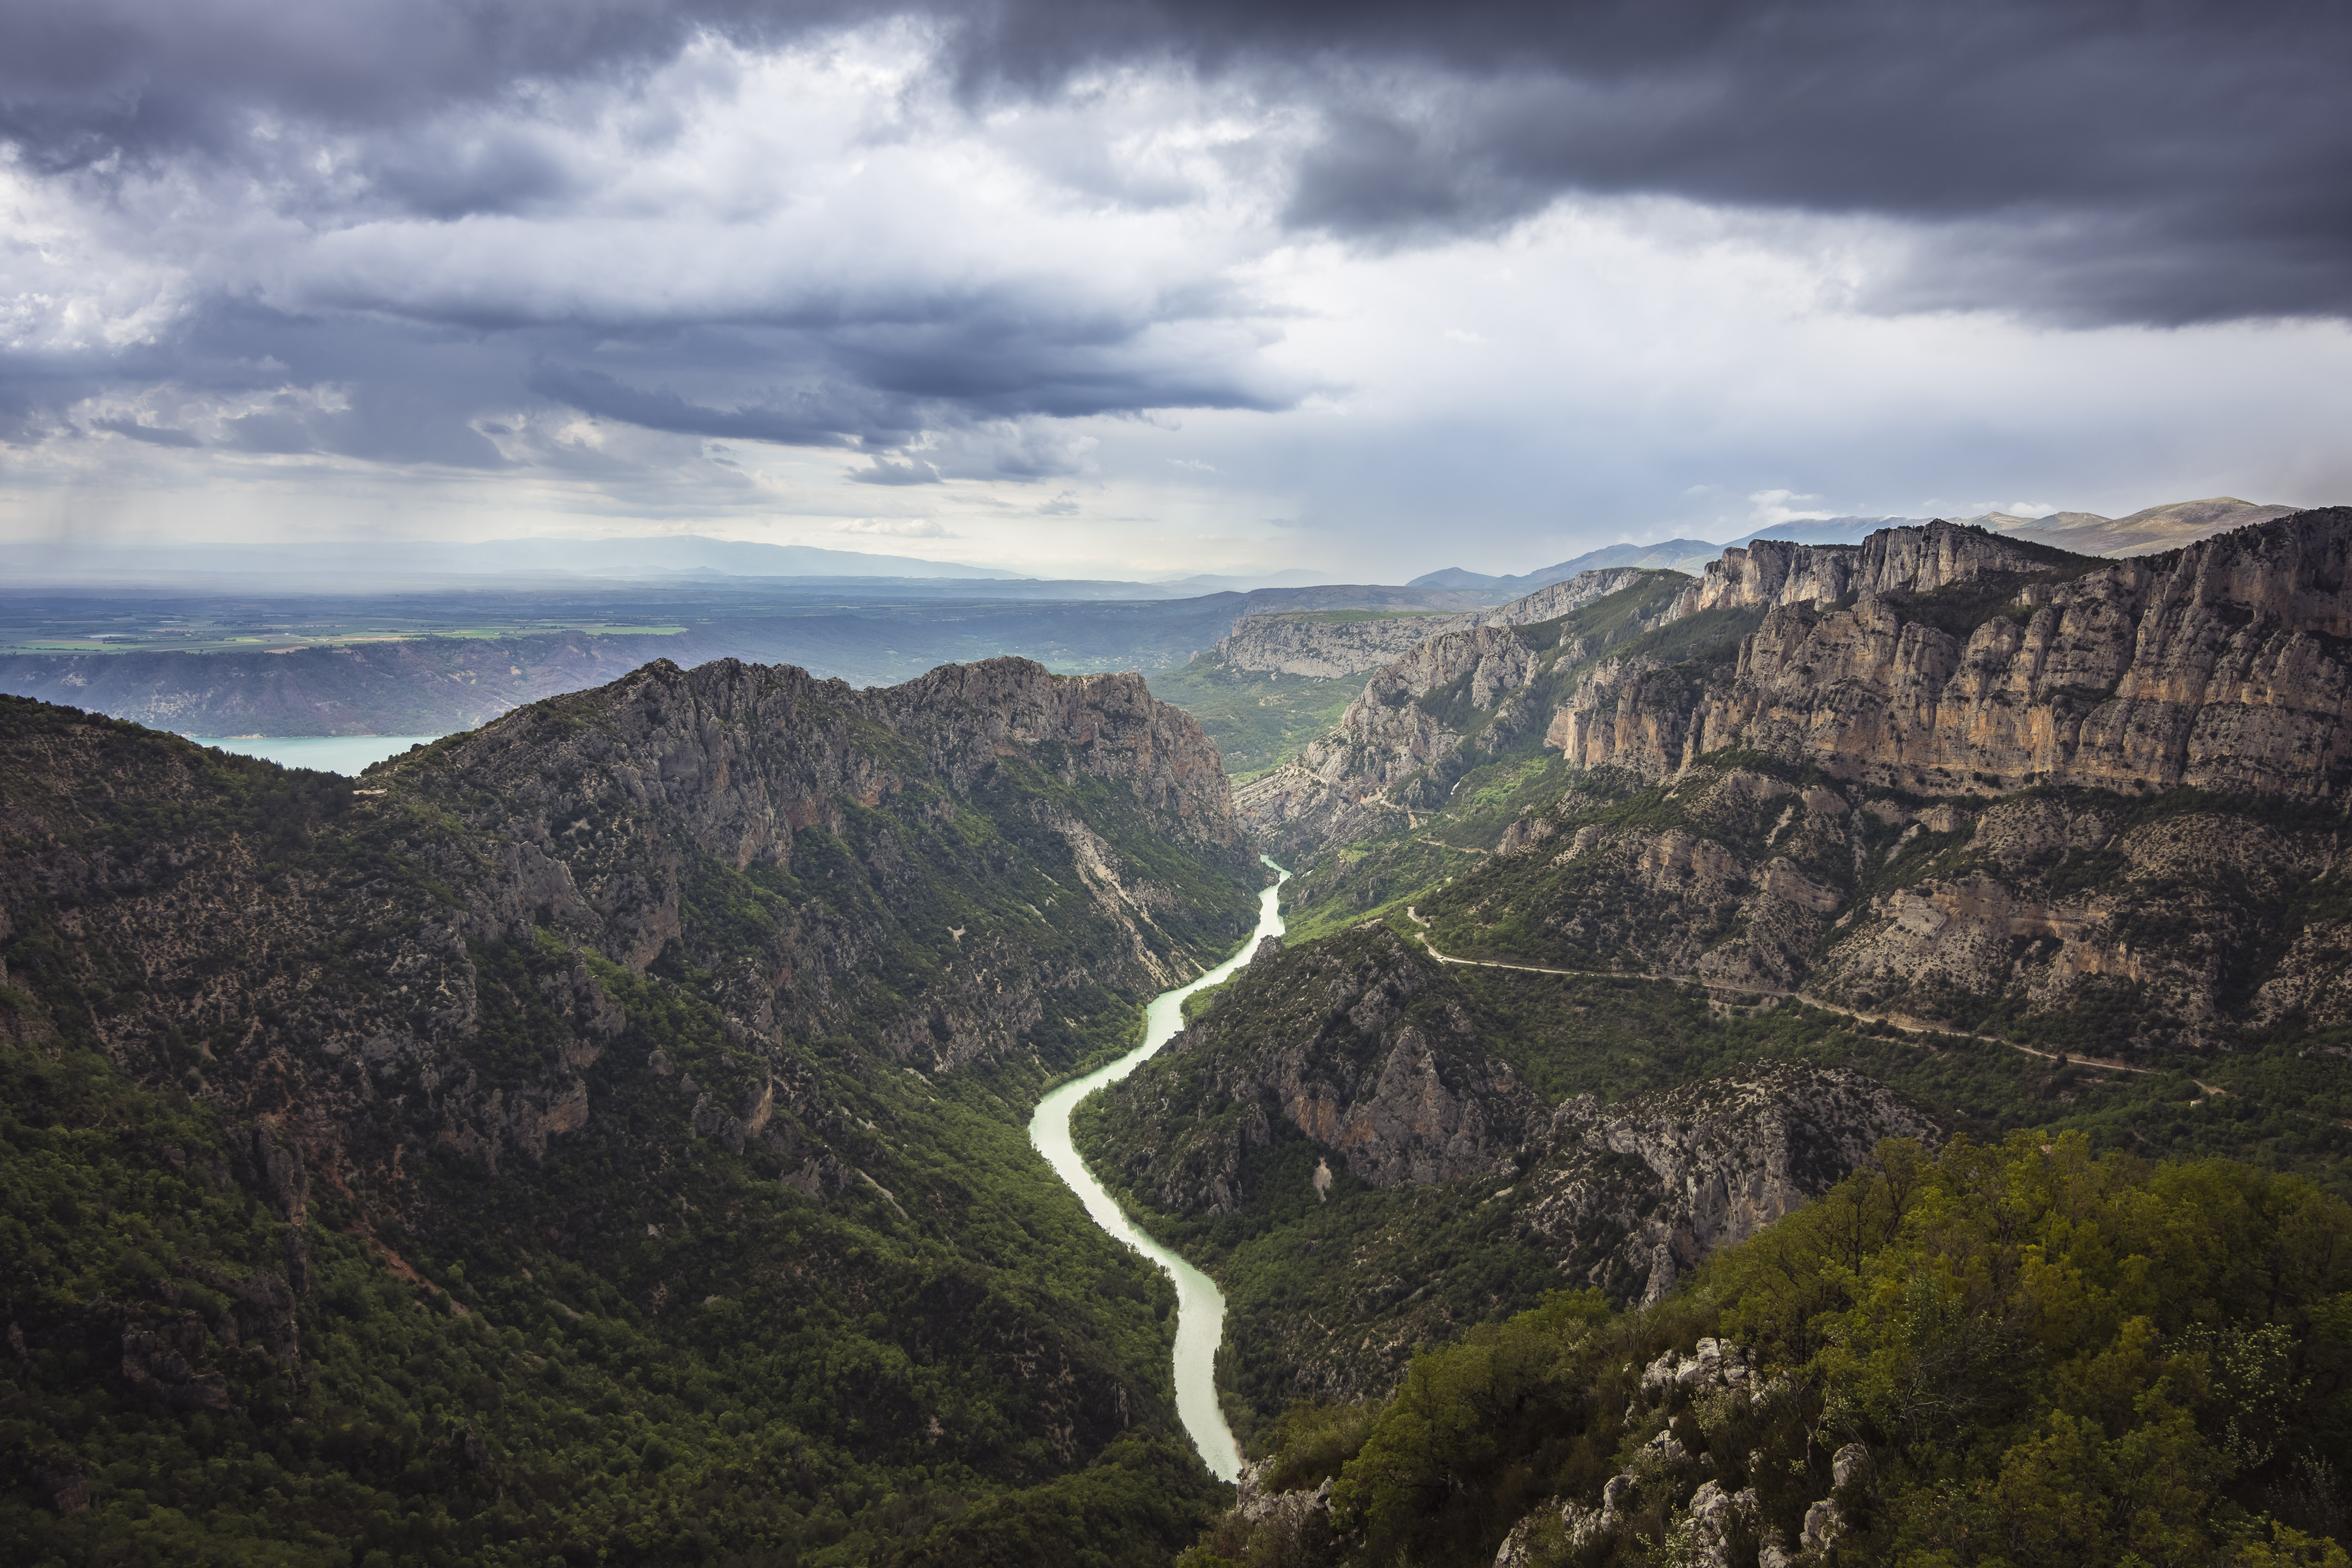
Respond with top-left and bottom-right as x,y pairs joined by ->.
183,735 -> 443,775
1026,855 -> 1289,1483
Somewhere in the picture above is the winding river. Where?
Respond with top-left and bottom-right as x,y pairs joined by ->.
1027,855 -> 1289,1483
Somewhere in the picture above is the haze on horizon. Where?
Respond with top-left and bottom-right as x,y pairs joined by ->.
3,0 -> 2349,585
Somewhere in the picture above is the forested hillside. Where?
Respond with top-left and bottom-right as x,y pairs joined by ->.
1189,1135 -> 2352,1566
0,659 -> 1264,1565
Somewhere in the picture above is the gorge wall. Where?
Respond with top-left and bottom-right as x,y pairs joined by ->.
1559,509 -> 2352,797
1203,568 -> 1668,681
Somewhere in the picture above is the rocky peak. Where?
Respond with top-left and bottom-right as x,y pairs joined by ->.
1530,1062 -> 1940,1303
1672,519 -> 2067,620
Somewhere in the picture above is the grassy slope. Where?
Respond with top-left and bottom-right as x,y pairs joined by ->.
1145,663 -> 1361,780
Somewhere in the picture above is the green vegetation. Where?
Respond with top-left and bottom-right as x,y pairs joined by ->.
1079,918 -> 2352,1446
0,1024 -> 1217,1567
1147,663 -> 1361,779
1197,1135 -> 2352,1566
0,687 -> 1263,1564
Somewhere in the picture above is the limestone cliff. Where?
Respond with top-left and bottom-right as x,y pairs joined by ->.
1567,509 -> 2352,799
1087,927 -> 1544,1214
1257,511 -> 2351,875
1234,572 -> 1690,856
1203,567 -> 1666,681
1666,517 -> 2071,619
1530,1062 -> 1938,1304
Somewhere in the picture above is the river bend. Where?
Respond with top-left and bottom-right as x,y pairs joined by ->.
1026,856 -> 1288,1483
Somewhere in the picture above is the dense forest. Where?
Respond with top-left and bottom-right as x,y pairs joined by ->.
1183,1134 -> 2352,1566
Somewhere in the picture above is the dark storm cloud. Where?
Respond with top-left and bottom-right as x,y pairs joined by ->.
2,0 -> 2343,485
523,363 -> 882,450
7,0 -> 2343,322
0,0 -> 837,168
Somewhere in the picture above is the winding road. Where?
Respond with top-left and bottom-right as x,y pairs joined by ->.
1402,906 -> 2161,1079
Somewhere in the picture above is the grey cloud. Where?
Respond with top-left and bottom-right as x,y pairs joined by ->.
1011,2 -> 2351,326
848,456 -> 944,485
523,362 -> 882,450
363,127 -> 583,221
91,418 -> 204,448
3,0 -> 2342,506
0,0 -> 833,168
9,0 -> 2343,326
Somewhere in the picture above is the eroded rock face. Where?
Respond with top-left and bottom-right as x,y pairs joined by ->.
1474,766 -> 1865,993
1209,614 -> 1489,681
1805,792 -> 2341,1032
1526,1063 -> 1940,1303
1237,572 -> 1685,856
1089,926 -> 1545,1215
1574,509 -> 2352,799
1671,520 -> 2071,621
1205,568 -> 1668,681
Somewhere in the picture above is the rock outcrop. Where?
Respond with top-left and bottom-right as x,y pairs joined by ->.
1236,572 -> 1689,855
1528,1063 -> 1940,1303
1571,509 -> 2352,799
1083,926 -> 1942,1411
1089,926 -> 1545,1215
1668,517 -> 2069,620
1204,568 -> 1668,681
1255,511 -> 2352,876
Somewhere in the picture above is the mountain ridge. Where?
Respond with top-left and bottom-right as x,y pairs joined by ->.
0,654 -> 1264,1564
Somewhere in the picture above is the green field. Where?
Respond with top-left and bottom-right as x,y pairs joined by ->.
1147,661 -> 1360,778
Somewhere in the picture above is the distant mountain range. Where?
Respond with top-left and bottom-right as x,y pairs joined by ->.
8,535 -> 1025,584
5,535 -> 1362,599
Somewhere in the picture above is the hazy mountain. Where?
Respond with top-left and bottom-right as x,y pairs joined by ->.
1996,495 -> 2298,555
1407,538 -> 1718,595
8,535 -> 1025,585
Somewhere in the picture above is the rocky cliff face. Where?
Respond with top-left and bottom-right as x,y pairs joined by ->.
1530,1063 -> 1939,1303
1234,573 -> 1690,857
1203,568 -> 1666,682
1089,927 -> 1544,1214
1426,741 -> 2352,1040
1266,512 -> 2350,874
1080,926 -> 1941,1410
1568,509 -> 2352,799
1668,518 -> 2068,619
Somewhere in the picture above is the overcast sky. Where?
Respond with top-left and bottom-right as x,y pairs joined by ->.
4,0 -> 2348,582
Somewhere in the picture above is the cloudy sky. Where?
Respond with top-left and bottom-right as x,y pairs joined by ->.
4,0 -> 2348,582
